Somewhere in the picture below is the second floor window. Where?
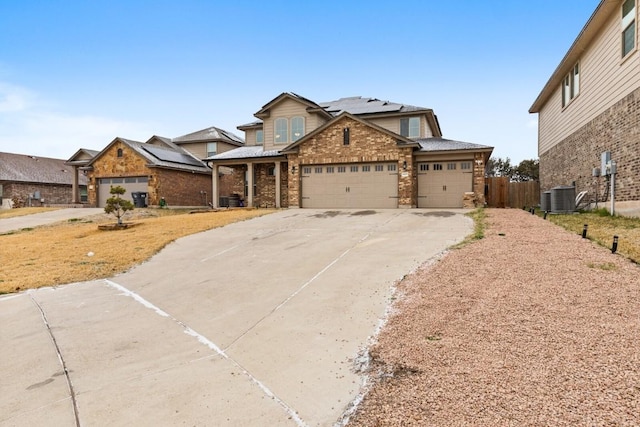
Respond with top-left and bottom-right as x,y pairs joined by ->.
291,117 -> 304,142
562,63 -> 580,107
207,142 -> 217,157
400,117 -> 420,138
256,130 -> 263,145
275,118 -> 288,143
622,0 -> 636,57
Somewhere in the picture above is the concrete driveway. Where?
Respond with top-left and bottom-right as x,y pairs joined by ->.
1,209 -> 472,426
0,208 -> 104,234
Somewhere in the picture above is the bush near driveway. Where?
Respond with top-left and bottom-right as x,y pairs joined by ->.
0,209 -> 273,294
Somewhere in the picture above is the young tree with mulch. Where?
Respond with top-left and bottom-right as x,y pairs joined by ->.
104,185 -> 134,226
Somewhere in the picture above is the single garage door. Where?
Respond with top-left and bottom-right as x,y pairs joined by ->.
417,161 -> 473,208
301,163 -> 398,208
97,177 -> 149,208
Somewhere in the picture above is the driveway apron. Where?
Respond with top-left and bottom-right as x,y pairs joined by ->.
1,209 -> 472,426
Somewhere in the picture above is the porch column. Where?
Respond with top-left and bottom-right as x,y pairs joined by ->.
246,162 -> 254,207
211,164 -> 219,208
275,161 -> 281,208
71,166 -> 79,204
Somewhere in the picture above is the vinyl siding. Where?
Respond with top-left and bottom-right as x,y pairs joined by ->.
367,115 -> 434,138
263,98 -> 314,151
539,4 -> 640,155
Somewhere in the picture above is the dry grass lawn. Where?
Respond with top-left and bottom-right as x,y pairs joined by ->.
0,208 -> 273,294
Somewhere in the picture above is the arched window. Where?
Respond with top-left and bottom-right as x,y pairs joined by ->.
275,118 -> 288,143
117,148 -> 123,157
291,117 -> 304,142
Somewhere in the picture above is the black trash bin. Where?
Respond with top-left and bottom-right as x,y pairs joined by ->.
131,192 -> 147,208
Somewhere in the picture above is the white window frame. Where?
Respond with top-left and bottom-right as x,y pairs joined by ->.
622,0 -> 636,58
206,142 -> 217,157
400,117 -> 420,138
275,118 -> 288,143
256,130 -> 263,145
562,63 -> 580,108
291,117 -> 304,142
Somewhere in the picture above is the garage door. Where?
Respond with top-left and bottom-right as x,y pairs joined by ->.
417,161 -> 473,208
301,163 -> 398,208
97,177 -> 149,208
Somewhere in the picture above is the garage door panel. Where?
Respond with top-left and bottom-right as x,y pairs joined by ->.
97,177 -> 149,208
417,161 -> 473,208
302,163 -> 398,209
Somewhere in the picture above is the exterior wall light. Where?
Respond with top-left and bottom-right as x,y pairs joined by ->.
403,160 -> 407,170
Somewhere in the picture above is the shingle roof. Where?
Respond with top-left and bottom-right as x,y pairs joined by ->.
416,137 -> 492,152
319,96 -> 428,116
0,152 -> 88,185
173,126 -> 245,145
205,146 -> 283,161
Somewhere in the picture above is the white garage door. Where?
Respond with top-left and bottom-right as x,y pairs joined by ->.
301,163 -> 398,208
417,161 -> 473,208
97,177 -> 149,208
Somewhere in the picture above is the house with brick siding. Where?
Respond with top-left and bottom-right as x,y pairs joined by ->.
79,137 -> 213,208
0,151 -> 89,209
530,0 -> 640,216
207,92 -> 493,209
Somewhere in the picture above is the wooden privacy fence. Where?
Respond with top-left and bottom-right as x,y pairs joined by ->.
486,177 -> 540,208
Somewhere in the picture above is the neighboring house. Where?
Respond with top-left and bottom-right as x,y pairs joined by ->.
530,0 -> 640,215
0,151 -> 88,208
76,137 -> 213,208
208,92 -> 492,209
172,126 -> 245,159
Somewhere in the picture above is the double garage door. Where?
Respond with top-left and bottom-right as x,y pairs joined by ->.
417,161 -> 473,208
301,163 -> 398,208
97,177 -> 149,208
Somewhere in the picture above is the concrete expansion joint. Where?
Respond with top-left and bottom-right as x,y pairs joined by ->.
28,293 -> 81,427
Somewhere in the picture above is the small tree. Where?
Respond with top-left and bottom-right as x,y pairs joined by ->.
104,185 -> 134,225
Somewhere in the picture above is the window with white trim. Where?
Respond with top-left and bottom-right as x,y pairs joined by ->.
622,0 -> 636,57
275,118 -> 288,143
400,117 -> 420,138
207,142 -> 217,157
256,130 -> 263,145
291,117 -> 304,142
562,63 -> 580,107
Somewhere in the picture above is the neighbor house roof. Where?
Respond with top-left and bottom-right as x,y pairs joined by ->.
1,152 -> 88,185
87,138 -> 211,174
173,126 -> 245,146
319,96 -> 427,116
529,0 -> 613,112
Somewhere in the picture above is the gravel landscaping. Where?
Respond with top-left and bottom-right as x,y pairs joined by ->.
347,209 -> 640,426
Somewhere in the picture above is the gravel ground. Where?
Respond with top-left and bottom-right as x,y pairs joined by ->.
347,209 -> 640,426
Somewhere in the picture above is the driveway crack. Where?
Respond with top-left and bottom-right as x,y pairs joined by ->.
29,293 -> 80,427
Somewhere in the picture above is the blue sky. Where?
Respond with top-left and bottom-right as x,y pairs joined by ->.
0,0 -> 600,163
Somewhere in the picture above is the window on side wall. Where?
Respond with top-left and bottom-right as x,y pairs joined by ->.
256,130 -> 263,145
562,63 -> 580,107
275,118 -> 288,143
622,0 -> 636,57
291,117 -> 304,142
207,142 -> 217,157
400,117 -> 420,138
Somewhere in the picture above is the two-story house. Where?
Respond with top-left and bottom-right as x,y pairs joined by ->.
207,92 -> 493,209
530,0 -> 640,215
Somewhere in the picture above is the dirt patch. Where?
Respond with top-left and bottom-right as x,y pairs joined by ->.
346,209 -> 640,426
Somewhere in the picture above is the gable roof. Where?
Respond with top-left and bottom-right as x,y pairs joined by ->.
172,126 -> 245,146
254,92 -> 334,120
1,152 -> 88,185
529,0 -> 614,112
87,137 -> 211,174
65,148 -> 100,167
280,111 -> 418,154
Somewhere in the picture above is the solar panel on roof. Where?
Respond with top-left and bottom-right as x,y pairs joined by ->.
141,145 -> 204,167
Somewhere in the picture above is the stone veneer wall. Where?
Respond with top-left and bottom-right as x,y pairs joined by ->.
290,116 -> 414,207
540,86 -> 640,204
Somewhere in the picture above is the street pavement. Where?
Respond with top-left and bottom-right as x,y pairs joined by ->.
0,209 -> 473,426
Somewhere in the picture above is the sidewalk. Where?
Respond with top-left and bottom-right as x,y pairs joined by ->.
0,208 -> 104,233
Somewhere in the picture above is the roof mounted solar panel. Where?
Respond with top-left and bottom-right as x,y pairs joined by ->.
141,145 -> 204,167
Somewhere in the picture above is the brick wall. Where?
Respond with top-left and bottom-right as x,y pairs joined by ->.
540,86 -> 640,203
3,182 -> 76,206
